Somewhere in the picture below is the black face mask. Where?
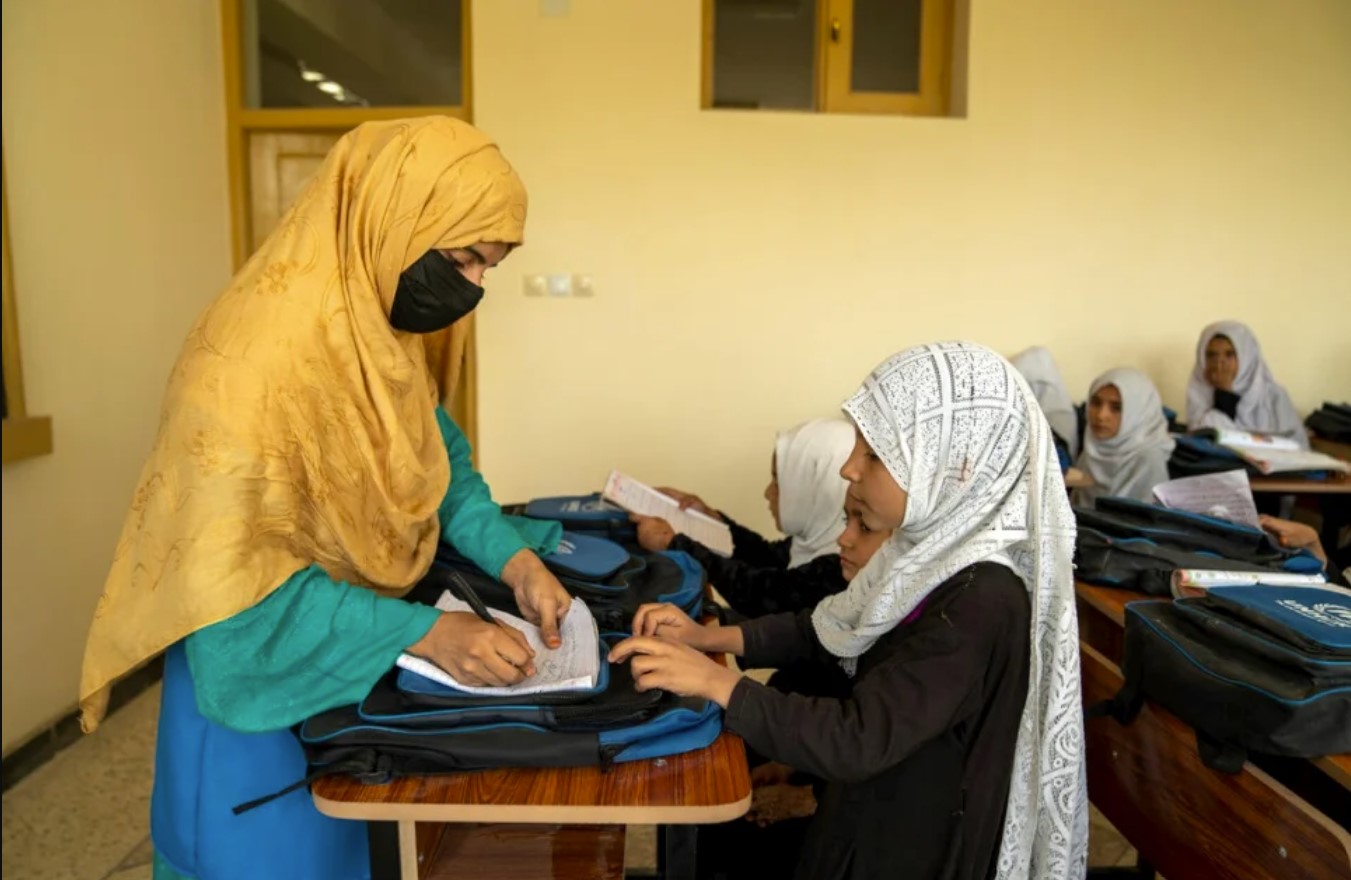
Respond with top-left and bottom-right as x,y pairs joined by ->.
389,251 -> 484,334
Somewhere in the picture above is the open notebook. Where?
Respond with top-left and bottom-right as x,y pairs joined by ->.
397,592 -> 600,697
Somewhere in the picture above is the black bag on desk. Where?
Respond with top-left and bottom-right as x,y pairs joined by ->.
1307,402 -> 1351,444
1073,496 -> 1324,595
1105,587 -> 1351,770
296,570 -> 723,786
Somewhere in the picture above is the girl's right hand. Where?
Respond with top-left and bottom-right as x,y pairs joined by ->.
630,602 -> 712,651
406,612 -> 537,687
655,487 -> 721,520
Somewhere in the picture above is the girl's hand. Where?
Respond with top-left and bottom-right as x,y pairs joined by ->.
746,784 -> 817,827
631,602 -> 711,650
607,636 -> 742,707
501,550 -> 573,648
631,514 -> 677,553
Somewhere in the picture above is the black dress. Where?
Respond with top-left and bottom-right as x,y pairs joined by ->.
671,516 -> 847,619
672,516 -> 851,699
711,562 -> 1032,880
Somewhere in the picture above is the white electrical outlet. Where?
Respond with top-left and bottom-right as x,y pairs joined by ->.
547,274 -> 572,297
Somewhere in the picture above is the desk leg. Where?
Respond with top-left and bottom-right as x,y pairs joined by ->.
368,821 -> 402,880
655,824 -> 698,880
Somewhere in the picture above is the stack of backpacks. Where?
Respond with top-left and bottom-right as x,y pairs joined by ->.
299,495 -> 723,787
1076,496 -> 1351,769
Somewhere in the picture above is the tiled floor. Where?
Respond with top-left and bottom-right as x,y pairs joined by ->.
2,682 -> 1143,879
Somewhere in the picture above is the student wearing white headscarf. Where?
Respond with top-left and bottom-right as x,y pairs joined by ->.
1011,345 -> 1081,460
1074,368 -> 1176,508
1187,320 -> 1308,448
631,419 -> 855,619
610,343 -> 1088,880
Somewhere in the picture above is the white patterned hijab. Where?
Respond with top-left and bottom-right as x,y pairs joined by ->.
775,419 -> 855,568
811,342 -> 1088,880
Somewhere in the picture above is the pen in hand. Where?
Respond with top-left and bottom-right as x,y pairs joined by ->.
447,570 -> 536,677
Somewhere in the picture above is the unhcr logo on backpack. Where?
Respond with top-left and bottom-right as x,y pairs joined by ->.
1276,599 -> 1351,629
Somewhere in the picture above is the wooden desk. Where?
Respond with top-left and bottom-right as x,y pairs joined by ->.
314,731 -> 749,879
1075,581 -> 1351,879
1313,436 -> 1351,463
1249,472 -> 1351,494
313,613 -> 750,880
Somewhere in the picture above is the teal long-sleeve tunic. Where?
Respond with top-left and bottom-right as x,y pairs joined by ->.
185,406 -> 560,730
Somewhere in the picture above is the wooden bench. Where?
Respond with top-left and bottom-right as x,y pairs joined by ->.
412,823 -> 625,880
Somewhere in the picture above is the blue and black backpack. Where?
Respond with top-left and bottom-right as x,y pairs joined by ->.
1095,586 -> 1351,770
1074,496 -> 1324,596
295,535 -> 721,786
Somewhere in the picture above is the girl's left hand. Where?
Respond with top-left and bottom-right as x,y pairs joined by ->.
608,636 -> 742,707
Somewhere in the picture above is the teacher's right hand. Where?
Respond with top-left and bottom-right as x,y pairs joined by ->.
407,611 -> 537,687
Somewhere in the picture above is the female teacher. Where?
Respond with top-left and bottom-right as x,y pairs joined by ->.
78,117 -> 572,880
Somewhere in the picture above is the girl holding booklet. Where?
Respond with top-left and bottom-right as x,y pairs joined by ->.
632,418 -> 858,619
1187,320 -> 1309,448
611,342 -> 1088,880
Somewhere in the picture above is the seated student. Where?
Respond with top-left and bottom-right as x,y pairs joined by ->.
631,418 -> 856,619
1011,345 -> 1082,466
611,342 -> 1088,880
1073,367 -> 1176,508
1187,320 -> 1309,448
689,489 -> 896,868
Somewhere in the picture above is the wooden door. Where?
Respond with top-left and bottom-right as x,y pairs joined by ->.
245,131 -> 478,448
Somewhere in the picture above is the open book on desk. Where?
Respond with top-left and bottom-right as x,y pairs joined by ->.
1195,429 -> 1350,476
397,592 -> 599,697
602,470 -> 735,557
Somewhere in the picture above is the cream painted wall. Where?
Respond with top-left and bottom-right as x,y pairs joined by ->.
1,1 -> 231,752
470,0 -> 1351,533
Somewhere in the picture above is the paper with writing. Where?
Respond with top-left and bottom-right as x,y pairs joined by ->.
1152,470 -> 1261,528
397,593 -> 599,696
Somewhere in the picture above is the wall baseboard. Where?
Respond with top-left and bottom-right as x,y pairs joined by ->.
1,654 -> 164,793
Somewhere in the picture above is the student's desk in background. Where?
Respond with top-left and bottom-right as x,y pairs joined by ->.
1075,581 -> 1351,880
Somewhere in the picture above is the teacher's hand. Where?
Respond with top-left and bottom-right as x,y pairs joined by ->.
407,611 -> 536,686
502,549 -> 573,648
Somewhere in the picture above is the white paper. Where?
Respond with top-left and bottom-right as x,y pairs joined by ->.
1170,569 -> 1335,600
1229,446 -> 1351,477
396,592 -> 599,696
602,470 -> 735,557
1209,429 -> 1303,452
1152,470 -> 1261,528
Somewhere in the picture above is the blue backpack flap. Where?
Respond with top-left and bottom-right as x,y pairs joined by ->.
541,533 -> 632,580
1103,598 -> 1351,772
1184,586 -> 1351,663
523,493 -> 637,542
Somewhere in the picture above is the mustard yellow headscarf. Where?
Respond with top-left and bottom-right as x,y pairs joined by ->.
79,117 -> 526,732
